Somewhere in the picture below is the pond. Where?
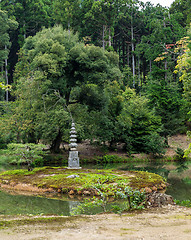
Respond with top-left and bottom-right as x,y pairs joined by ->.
0,160 -> 191,215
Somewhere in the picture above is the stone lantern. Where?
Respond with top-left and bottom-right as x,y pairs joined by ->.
68,122 -> 81,169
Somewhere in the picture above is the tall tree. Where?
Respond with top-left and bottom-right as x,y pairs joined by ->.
81,0 -> 123,49
52,0 -> 81,33
174,26 -> 191,156
0,9 -> 18,100
12,25 -> 122,152
113,0 -> 145,87
0,0 -> 53,85
170,0 -> 191,27
136,2 -> 185,81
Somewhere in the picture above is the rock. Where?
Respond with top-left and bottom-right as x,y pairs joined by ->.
161,183 -> 166,189
145,187 -> 152,193
2,180 -> 9,184
147,192 -> 174,207
83,190 -> 91,195
47,188 -> 54,192
57,188 -> 62,193
66,175 -> 80,179
69,190 -> 75,195
10,181 -> 16,187
152,186 -> 158,192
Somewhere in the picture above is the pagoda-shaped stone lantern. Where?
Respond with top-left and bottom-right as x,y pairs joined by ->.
68,122 -> 81,169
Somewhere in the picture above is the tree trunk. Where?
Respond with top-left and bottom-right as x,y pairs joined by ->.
5,45 -> 8,102
131,21 -> 135,88
138,55 -> 141,86
28,132 -> 37,144
1,65 -> 3,77
68,21 -> 70,34
65,88 -> 71,106
127,43 -> 129,66
23,22 -> 26,39
108,27 -> 111,47
50,129 -> 62,153
149,59 -> 152,72
164,135 -> 169,147
102,25 -> 105,50
109,139 -> 117,150
122,38 -> 124,67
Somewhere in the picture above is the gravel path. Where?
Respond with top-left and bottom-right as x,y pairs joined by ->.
1,205 -> 191,240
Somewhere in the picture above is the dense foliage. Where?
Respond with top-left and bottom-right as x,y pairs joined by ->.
0,0 -> 191,157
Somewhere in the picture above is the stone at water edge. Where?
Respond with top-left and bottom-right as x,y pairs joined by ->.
147,192 -> 174,207
66,174 -> 80,179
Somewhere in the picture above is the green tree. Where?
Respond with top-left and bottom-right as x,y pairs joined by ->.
12,25 -> 122,152
0,10 -> 18,77
142,77 -> 187,145
118,87 -> 164,154
174,34 -> 191,106
0,0 -> 53,89
52,0 -> 81,33
82,0 -> 121,50
174,27 -> 191,156
136,2 -> 185,81
170,0 -> 191,27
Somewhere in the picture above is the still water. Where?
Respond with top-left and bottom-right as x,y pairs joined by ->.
0,161 -> 191,215
0,190 -> 80,215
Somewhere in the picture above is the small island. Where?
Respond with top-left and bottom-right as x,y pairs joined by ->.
0,166 -> 170,210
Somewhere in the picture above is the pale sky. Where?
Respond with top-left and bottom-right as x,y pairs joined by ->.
141,0 -> 175,7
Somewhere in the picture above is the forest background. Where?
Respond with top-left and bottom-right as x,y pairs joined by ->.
0,0 -> 191,162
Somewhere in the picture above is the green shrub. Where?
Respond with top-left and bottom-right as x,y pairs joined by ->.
103,155 -> 123,163
142,133 -> 166,156
0,143 -> 47,166
175,147 -> 186,162
71,186 -> 146,215
94,155 -> 127,165
175,199 -> 191,208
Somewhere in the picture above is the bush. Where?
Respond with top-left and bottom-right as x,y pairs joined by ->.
0,143 -> 47,166
93,155 -> 127,165
142,133 -> 166,156
102,155 -> 125,163
175,147 -> 186,162
175,199 -> 191,208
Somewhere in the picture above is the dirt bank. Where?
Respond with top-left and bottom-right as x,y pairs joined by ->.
0,205 -> 191,240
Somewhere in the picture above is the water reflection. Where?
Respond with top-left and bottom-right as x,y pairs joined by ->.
0,190 -> 80,216
174,159 -> 189,173
118,161 -> 170,179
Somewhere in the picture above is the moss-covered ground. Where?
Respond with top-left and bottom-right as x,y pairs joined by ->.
0,167 -> 166,196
